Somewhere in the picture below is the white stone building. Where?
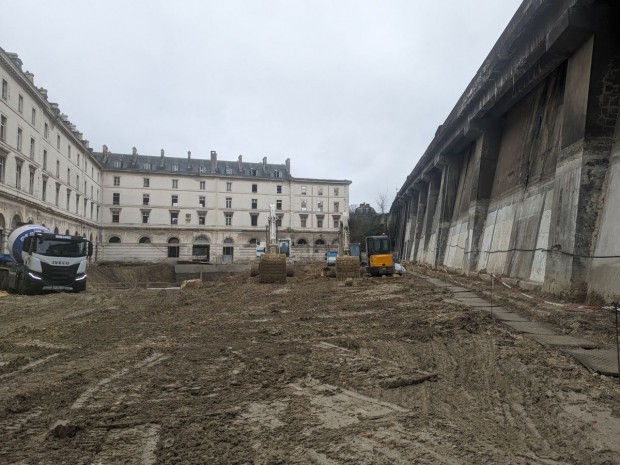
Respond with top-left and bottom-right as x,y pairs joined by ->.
0,49 -> 101,253
95,148 -> 351,263
0,48 -> 351,263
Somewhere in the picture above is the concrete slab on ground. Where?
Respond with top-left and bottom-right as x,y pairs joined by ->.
501,321 -> 557,335
476,306 -> 508,314
446,286 -> 471,293
454,298 -> 497,308
530,334 -> 600,349
489,311 -> 530,322
423,277 -> 453,288
561,348 -> 619,376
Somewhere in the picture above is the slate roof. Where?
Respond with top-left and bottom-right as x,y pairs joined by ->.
93,151 -> 292,180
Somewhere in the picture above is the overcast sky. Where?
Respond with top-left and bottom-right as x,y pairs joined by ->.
1,0 -> 522,208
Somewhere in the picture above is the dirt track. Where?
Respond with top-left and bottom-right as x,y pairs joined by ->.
1,264 -> 620,464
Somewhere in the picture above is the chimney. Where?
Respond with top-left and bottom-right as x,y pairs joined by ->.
131,146 -> 138,165
210,151 -> 218,173
39,87 -> 48,100
24,71 -> 34,83
102,145 -> 109,163
238,154 -> 243,172
160,149 -> 165,167
285,158 -> 290,174
262,156 -> 267,171
187,150 -> 191,161
6,52 -> 23,70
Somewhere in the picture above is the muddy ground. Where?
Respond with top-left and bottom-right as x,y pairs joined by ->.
1,263 -> 619,464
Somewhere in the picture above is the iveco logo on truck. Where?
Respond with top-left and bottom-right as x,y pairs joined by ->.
52,260 -> 70,265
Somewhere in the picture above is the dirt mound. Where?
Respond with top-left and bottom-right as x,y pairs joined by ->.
88,263 -> 176,287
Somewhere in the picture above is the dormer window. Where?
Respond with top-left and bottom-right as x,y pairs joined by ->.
274,170 -> 281,178
250,168 -> 257,176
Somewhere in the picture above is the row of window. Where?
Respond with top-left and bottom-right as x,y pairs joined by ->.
1,111 -> 99,202
107,236 -> 333,248
110,192 -> 340,212
111,175 -> 341,197
110,159 -> 286,179
109,210 -> 340,228
1,79 -> 93,174
0,152 -> 99,220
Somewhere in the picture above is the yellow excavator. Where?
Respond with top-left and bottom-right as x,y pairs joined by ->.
365,234 -> 394,276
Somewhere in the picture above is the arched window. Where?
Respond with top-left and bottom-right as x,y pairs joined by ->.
109,236 -> 121,243
139,236 -> 151,244
315,239 -> 325,246
0,213 -> 5,231
65,229 -> 70,235
297,238 -> 308,245
10,214 -> 22,230
54,226 -> 59,234
222,238 -> 234,263
193,235 -> 209,244
249,238 -> 257,245
168,237 -> 180,258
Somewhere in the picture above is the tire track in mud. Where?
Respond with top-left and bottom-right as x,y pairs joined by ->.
41,352 -> 171,464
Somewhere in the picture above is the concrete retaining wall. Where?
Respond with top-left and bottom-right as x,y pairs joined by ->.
391,1 -> 620,301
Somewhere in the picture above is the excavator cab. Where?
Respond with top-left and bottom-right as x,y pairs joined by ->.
365,235 -> 394,276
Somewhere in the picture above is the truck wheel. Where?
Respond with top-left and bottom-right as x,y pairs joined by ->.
17,275 -> 27,295
72,284 -> 86,293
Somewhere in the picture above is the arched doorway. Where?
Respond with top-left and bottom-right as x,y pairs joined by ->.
139,236 -> 151,244
222,237 -> 234,264
167,237 -> 180,258
192,235 -> 210,262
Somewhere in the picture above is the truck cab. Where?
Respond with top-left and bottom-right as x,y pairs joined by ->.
0,225 -> 93,294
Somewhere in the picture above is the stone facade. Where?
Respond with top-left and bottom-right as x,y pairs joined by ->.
389,0 -> 620,301
0,48 -> 101,254
0,47 -> 351,263
95,148 -> 350,263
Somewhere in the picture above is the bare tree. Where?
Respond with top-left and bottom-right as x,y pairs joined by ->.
376,191 -> 389,233
376,192 -> 388,216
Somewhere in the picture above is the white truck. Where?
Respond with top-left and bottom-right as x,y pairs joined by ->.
0,224 -> 92,294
